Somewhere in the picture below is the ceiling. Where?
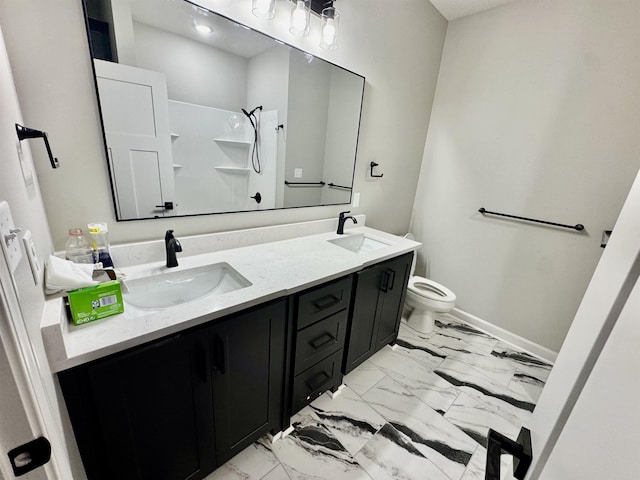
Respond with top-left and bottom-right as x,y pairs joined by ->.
428,0 -> 519,20
130,0 -> 275,58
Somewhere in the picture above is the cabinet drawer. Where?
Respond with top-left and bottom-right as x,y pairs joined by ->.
297,276 -> 352,330
291,350 -> 342,414
295,310 -> 347,375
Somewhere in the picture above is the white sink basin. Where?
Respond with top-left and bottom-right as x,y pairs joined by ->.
124,263 -> 251,309
329,234 -> 391,254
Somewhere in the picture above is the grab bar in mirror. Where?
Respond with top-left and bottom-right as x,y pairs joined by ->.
284,181 -> 326,187
328,183 -> 352,190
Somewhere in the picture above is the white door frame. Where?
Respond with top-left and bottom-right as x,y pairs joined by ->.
525,169 -> 640,478
0,256 -> 60,479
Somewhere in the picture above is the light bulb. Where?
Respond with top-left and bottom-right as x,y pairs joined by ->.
322,19 -> 336,46
292,2 -> 307,32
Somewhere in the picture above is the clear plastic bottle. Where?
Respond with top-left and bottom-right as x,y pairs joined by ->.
65,228 -> 94,264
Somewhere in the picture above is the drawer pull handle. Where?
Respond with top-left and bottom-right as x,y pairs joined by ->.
310,333 -> 335,350
312,294 -> 341,311
305,371 -> 330,391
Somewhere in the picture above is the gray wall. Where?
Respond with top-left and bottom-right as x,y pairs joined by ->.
1,0 -> 447,250
0,23 -> 77,478
411,0 -> 640,351
246,46 -> 290,207
284,49 -> 330,208
321,67 -> 363,205
133,21 -> 248,111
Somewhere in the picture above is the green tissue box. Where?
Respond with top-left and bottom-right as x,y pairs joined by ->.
67,280 -> 124,325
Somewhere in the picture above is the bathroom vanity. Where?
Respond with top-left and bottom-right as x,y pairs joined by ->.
44,222 -> 420,480
59,300 -> 286,479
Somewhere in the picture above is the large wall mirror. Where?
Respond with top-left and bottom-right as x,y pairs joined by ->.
83,0 -> 365,220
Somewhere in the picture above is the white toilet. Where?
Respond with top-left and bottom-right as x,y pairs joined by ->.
404,235 -> 456,333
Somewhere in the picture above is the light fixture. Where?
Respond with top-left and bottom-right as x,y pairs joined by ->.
289,0 -> 311,37
193,22 -> 212,34
252,0 -> 275,20
320,5 -> 340,50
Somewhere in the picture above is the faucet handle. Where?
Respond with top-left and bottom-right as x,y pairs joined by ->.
174,239 -> 183,253
339,210 -> 351,218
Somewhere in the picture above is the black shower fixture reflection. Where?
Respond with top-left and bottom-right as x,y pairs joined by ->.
241,105 -> 263,173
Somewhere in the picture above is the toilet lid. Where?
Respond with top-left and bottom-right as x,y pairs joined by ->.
408,276 -> 456,302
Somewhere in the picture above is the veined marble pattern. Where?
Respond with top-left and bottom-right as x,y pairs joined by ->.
207,313 -> 552,480
363,376 -> 477,480
309,386 -> 386,456
343,360 -> 386,396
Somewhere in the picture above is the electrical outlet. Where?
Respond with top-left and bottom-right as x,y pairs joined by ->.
22,230 -> 40,284
294,168 -> 303,178
352,192 -> 360,208
0,201 -> 23,274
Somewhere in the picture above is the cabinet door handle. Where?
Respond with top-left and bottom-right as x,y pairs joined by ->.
312,294 -> 341,311
309,332 -> 335,350
386,269 -> 396,291
379,270 -> 390,292
305,371 -> 330,392
212,335 -> 226,375
195,344 -> 208,384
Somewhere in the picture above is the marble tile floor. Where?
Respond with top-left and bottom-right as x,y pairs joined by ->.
205,313 -> 553,480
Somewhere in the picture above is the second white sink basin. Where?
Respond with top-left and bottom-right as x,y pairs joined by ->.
329,234 -> 391,254
124,262 -> 251,309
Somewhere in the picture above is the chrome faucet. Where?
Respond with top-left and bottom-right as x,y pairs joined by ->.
165,230 -> 182,268
337,211 -> 358,235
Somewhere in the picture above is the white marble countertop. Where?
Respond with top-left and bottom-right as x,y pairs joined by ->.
42,223 -> 420,372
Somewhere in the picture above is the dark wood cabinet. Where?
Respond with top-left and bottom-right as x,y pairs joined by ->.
59,299 -> 287,480
58,252 -> 414,480
343,252 -> 413,374
290,276 -> 351,414
210,300 -> 286,465
59,329 -> 215,480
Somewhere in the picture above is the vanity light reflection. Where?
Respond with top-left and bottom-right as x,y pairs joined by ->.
320,6 -> 340,50
290,0 -> 311,36
252,0 -> 276,19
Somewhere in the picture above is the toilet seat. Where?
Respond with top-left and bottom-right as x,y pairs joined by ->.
408,276 -> 456,303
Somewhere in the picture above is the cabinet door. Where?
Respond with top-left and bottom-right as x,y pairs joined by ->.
343,266 -> 382,374
210,299 -> 286,465
374,252 -> 413,349
61,329 -> 216,480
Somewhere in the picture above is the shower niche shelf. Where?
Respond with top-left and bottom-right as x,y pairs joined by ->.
213,138 -> 252,146
214,167 -> 251,175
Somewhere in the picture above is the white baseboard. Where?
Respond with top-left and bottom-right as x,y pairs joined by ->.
452,308 -> 558,365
